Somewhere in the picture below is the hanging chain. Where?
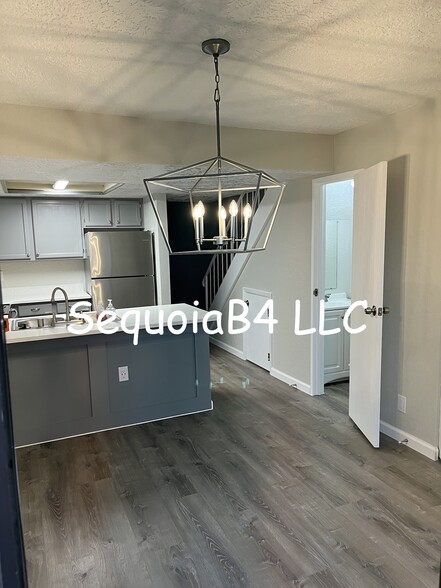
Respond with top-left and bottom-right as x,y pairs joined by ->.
213,55 -> 221,106
213,54 -> 222,157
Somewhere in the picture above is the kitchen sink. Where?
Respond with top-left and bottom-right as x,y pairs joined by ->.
10,316 -> 88,331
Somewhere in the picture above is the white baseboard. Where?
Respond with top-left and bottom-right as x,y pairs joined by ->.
270,368 -> 312,396
210,337 -> 245,360
380,420 -> 439,461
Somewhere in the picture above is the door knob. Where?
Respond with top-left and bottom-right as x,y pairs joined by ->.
365,305 -> 377,316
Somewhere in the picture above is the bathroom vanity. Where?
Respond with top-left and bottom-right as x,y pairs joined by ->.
324,294 -> 351,384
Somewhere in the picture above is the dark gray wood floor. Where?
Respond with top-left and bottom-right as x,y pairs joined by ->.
17,347 -> 441,588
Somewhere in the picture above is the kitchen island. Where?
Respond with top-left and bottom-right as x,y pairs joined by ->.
6,304 -> 212,446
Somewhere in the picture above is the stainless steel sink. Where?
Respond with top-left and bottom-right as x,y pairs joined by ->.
10,316 -> 87,331
52,318 -> 87,328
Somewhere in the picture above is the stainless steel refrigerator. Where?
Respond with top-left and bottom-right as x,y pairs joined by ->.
85,231 -> 156,309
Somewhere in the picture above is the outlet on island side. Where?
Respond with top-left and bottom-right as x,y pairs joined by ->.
397,394 -> 406,413
118,366 -> 129,382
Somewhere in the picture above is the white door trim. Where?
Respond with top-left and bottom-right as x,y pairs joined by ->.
310,170 -> 361,396
243,287 -> 272,369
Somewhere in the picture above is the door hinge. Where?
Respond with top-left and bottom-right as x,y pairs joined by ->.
268,352 -> 271,361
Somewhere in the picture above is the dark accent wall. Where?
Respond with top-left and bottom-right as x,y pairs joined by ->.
167,202 -> 215,308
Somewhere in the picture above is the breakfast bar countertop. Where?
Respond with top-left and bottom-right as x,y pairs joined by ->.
6,303 -> 208,344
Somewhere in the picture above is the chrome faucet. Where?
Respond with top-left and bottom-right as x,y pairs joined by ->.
51,287 -> 70,326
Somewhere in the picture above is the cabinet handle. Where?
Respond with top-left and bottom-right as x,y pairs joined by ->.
30,307 -> 40,312
36,253 -> 39,258
26,253 -> 30,258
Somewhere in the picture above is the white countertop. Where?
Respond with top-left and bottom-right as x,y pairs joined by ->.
6,304 -> 209,345
3,284 -> 91,305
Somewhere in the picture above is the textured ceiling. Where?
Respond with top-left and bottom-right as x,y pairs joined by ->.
1,0 -> 441,133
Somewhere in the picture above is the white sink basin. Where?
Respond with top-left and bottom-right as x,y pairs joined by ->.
325,293 -> 351,310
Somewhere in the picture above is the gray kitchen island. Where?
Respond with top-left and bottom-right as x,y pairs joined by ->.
6,304 -> 212,447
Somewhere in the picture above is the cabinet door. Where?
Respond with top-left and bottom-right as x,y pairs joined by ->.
82,200 -> 113,228
32,200 -> 83,258
324,311 -> 345,374
0,199 -> 34,260
112,200 -> 143,228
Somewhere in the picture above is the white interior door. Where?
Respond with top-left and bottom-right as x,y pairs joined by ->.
243,289 -> 271,371
349,161 -> 388,448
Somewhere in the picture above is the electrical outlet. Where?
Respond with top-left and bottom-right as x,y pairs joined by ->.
118,366 -> 129,382
397,394 -> 406,413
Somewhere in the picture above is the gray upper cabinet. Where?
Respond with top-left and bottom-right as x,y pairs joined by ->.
0,198 -> 34,260
82,200 -> 113,228
112,200 -> 143,228
32,200 -> 83,258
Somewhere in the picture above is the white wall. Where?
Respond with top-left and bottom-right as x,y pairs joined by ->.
325,180 -> 353,296
0,259 -> 86,290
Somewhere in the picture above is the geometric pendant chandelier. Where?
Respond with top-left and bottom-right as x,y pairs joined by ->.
144,39 -> 285,255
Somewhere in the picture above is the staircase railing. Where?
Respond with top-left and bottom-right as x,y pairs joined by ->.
202,190 -> 265,309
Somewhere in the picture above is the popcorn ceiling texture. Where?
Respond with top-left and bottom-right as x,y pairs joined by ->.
1,0 -> 441,133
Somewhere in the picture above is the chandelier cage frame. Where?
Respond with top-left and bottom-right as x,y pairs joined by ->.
143,38 -> 286,256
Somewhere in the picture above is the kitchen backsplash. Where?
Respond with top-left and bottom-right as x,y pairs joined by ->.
0,259 -> 86,290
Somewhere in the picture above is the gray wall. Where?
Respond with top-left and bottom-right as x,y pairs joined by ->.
215,97 -> 441,448
334,98 -> 441,446
0,102 -> 333,174
143,195 -> 171,305
213,177 -> 314,387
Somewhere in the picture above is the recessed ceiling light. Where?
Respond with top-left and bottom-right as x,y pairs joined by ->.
53,180 -> 69,190
1,180 -> 124,195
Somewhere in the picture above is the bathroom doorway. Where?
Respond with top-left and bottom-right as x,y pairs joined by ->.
323,179 -> 354,387
311,162 -> 389,448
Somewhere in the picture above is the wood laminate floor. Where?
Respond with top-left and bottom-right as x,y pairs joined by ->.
17,347 -> 441,588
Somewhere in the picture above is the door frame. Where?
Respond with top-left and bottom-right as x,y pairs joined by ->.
243,287 -> 273,370
310,170 -> 360,396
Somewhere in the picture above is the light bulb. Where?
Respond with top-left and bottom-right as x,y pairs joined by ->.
243,203 -> 252,219
229,199 -> 238,216
193,201 -> 205,219
53,180 -> 69,190
220,206 -> 227,220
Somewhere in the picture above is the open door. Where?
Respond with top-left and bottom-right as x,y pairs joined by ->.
349,161 -> 388,448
